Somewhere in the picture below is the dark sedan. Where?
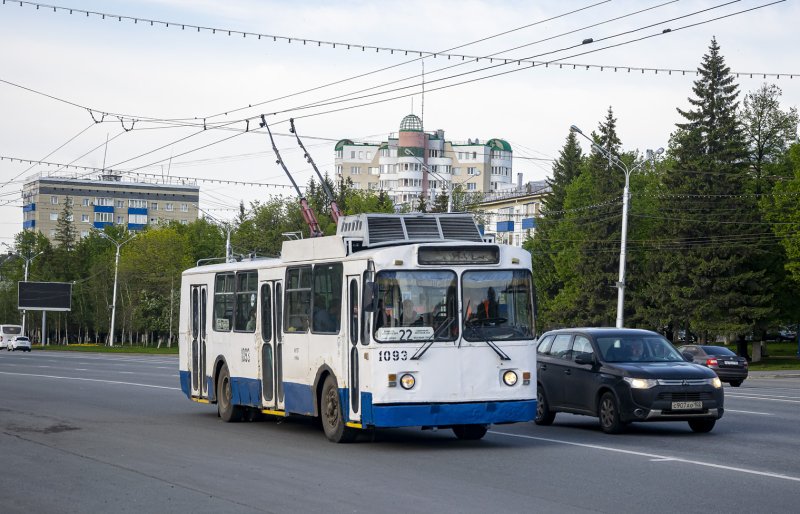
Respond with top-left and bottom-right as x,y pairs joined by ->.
677,345 -> 748,387
535,328 -> 724,434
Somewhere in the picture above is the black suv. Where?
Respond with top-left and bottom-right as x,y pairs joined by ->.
535,328 -> 724,434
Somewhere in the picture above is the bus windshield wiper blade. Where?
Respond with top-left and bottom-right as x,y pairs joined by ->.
485,338 -> 511,361
410,317 -> 454,361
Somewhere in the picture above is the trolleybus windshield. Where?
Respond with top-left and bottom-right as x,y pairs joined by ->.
462,270 -> 534,341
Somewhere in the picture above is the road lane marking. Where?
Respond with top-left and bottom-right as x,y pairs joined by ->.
490,431 -> 800,483
0,371 -> 179,390
725,409 -> 773,415
727,394 -> 800,404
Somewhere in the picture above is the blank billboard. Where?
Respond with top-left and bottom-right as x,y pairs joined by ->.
18,282 -> 72,311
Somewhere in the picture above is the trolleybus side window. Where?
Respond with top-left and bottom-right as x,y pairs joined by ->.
213,273 -> 235,331
312,263 -> 343,334
285,266 -> 312,332
234,271 -> 258,332
275,283 -> 283,341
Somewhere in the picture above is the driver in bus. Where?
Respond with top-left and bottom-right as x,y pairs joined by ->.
478,287 -> 499,320
401,299 -> 420,326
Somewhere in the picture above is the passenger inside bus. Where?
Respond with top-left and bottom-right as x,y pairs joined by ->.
401,299 -> 421,326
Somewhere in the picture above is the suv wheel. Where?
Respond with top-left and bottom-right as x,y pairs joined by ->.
598,392 -> 625,434
534,387 -> 556,426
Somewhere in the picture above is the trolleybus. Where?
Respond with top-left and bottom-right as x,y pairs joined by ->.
178,213 -> 537,442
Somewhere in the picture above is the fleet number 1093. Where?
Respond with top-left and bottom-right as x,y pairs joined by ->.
378,350 -> 408,362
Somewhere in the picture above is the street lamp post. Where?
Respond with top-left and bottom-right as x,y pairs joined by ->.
570,125 -> 663,328
100,232 -> 136,347
2,244 -> 44,337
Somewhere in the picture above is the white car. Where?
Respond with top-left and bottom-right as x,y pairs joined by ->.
8,336 -> 31,352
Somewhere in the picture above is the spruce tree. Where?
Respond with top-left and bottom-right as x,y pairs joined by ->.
549,107 -> 627,327
645,38 -> 774,340
526,129 -> 583,329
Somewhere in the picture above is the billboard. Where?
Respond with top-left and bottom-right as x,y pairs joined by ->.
18,282 -> 72,311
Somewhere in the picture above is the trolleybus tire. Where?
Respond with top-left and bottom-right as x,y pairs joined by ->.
217,364 -> 243,423
320,375 -> 356,443
535,386 -> 556,426
452,424 -> 488,440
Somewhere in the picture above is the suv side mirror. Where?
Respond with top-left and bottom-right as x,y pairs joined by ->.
575,352 -> 595,365
682,351 -> 694,362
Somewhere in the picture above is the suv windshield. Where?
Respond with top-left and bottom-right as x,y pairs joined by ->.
597,335 -> 684,363
373,270 -> 457,342
461,270 -> 534,341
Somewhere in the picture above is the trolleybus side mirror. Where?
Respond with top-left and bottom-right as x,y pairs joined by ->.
362,282 -> 377,312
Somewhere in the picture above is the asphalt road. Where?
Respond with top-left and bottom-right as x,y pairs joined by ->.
1,351 -> 799,513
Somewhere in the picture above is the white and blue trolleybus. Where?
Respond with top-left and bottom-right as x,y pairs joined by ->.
178,213 -> 537,442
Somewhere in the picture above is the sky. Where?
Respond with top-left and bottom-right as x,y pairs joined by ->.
1,0 -> 798,245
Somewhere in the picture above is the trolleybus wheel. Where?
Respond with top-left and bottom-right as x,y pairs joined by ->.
452,424 -> 488,440
320,375 -> 356,443
217,364 -> 243,423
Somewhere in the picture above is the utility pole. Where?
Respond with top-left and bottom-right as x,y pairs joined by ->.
2,243 -> 43,338
100,232 -> 136,346
570,125 -> 663,328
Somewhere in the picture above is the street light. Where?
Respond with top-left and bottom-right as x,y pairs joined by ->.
570,125 -> 663,328
2,243 -> 44,337
99,232 -> 136,347
402,148 -> 480,212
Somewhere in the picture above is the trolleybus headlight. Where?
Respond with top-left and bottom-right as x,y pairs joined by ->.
400,373 -> 416,390
502,370 -> 518,386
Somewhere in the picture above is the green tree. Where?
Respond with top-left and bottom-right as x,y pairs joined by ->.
526,129 -> 584,330
741,83 -> 799,193
644,38 -> 774,341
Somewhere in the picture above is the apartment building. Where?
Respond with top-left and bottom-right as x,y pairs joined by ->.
334,114 -> 515,207
476,181 -> 551,247
21,172 -> 200,241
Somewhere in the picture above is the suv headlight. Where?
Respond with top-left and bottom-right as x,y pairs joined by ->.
623,377 -> 657,389
710,377 -> 722,389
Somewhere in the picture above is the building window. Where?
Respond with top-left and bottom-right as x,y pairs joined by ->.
129,199 -> 147,208
66,214 -> 74,222
366,151 -> 372,160
116,215 -> 125,224
350,166 -> 361,175
95,197 -> 113,206
165,203 -> 174,211
180,203 -> 188,212
350,151 -> 355,158
51,196 -> 58,205
50,213 -> 58,221
151,202 -> 158,210
129,214 -> 147,224
468,167 -> 477,175
94,212 -> 113,223
467,183 -> 477,191
181,219 -> 188,225
83,198 -> 90,207
82,214 -> 89,222
336,165 -> 343,176
336,149 -> 343,158
116,200 -> 125,209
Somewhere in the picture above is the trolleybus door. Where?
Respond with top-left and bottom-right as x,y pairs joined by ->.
274,280 -> 285,410
190,284 -> 208,398
347,276 -> 361,420
259,282 -> 282,410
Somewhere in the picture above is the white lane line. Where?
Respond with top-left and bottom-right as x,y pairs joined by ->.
727,394 -> 800,404
0,371 -> 180,391
730,392 -> 800,400
74,368 -> 88,371
490,431 -> 800,483
118,371 -> 135,374
726,409 -> 773,415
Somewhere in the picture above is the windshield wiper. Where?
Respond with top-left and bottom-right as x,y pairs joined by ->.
410,317 -> 454,361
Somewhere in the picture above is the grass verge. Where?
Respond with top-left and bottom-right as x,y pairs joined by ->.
33,344 -> 178,355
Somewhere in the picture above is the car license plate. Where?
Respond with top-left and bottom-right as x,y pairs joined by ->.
724,360 -> 738,366
671,401 -> 702,410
